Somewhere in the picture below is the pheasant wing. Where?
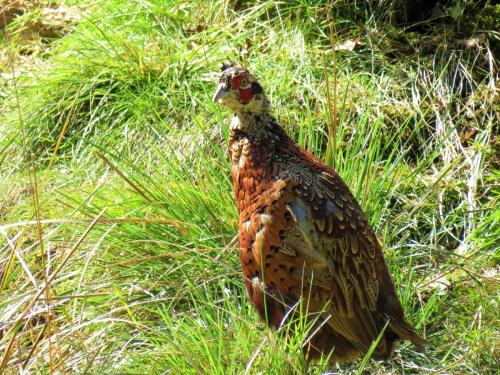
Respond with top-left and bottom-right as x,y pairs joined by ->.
278,151 -> 424,353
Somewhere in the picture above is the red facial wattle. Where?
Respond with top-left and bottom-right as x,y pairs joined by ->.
231,76 -> 242,89
238,87 -> 252,103
231,75 -> 252,104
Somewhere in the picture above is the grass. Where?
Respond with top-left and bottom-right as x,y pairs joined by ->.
0,0 -> 498,373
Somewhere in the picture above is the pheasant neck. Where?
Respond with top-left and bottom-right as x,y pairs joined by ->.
228,111 -> 297,213
230,112 -> 282,142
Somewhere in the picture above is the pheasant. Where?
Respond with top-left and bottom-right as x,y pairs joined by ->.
213,63 -> 425,362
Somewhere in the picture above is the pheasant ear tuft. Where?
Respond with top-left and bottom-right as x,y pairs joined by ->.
221,62 -> 235,72
251,82 -> 264,95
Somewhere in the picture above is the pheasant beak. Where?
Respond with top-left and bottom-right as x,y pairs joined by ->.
212,83 -> 229,103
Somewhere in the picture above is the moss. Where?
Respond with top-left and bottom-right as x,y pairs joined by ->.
468,4 -> 500,30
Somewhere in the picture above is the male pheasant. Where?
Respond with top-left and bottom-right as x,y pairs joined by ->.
213,63 -> 425,362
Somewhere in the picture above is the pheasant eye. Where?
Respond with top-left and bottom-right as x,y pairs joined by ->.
240,77 -> 248,86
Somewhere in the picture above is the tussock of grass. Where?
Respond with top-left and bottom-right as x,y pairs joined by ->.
1,0 -> 498,373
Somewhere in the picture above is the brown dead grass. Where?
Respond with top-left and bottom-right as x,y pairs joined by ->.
1,0 -> 81,37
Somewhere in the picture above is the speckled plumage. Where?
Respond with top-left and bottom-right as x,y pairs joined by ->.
214,64 -> 425,362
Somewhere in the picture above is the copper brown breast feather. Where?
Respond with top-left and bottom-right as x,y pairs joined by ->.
213,62 -> 425,363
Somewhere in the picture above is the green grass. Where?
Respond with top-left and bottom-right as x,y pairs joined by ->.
0,0 -> 498,373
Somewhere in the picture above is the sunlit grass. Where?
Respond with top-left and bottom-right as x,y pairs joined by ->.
0,0 -> 497,373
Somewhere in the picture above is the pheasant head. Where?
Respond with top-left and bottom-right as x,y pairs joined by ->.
212,63 -> 269,114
